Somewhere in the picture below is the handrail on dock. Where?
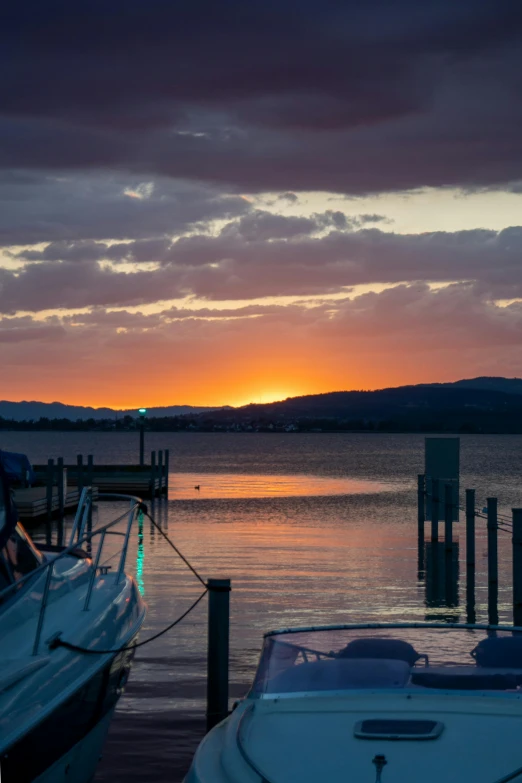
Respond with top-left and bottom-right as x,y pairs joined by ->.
1,493 -> 145,655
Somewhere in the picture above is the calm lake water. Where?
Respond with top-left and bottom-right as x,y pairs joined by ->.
2,432 -> 522,781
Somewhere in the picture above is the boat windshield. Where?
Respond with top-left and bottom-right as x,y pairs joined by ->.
251,625 -> 522,696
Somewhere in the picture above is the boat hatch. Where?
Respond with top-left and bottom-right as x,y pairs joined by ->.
354,719 -> 443,740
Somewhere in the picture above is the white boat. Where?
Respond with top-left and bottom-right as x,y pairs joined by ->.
0,459 -> 146,783
186,621 -> 522,782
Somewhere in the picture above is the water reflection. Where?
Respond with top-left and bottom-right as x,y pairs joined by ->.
136,511 -> 145,596
424,540 -> 460,617
169,472 -> 394,500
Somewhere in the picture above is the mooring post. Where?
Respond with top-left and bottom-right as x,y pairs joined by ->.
164,449 -> 170,496
87,454 -> 94,488
207,578 -> 231,732
77,454 -> 84,495
513,510 -> 522,626
158,450 -> 163,496
46,458 -> 54,521
431,478 -> 439,542
465,489 -> 476,623
465,489 -> 476,568
487,497 -> 499,625
57,456 -> 65,521
150,451 -> 156,498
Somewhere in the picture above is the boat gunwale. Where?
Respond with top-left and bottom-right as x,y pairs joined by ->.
264,622 -> 522,637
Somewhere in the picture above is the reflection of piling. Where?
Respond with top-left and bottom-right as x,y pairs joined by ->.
207,578 -> 231,732
444,484 -> 454,603
487,497 -> 498,625
417,474 -> 425,576
431,479 -> 439,543
513,510 -> 522,626
158,450 -> 163,498
425,540 -> 459,609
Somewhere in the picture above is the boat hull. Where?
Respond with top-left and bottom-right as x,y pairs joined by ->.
34,708 -> 115,783
1,642 -> 139,783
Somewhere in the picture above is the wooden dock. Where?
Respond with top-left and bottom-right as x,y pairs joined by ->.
33,449 -> 169,499
15,449 -> 170,522
14,486 -> 99,520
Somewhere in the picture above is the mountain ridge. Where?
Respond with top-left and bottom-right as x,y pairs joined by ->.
1,377 -> 521,422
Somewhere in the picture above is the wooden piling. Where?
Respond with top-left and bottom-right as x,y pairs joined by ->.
465,489 -> 476,567
207,578 -> 231,732
431,478 -> 439,542
150,451 -> 156,498
513,510 -> 522,626
465,489 -> 476,624
57,457 -> 65,521
46,458 -> 54,522
158,450 -> 163,496
77,454 -> 84,494
487,497 -> 498,625
87,455 -> 94,487
164,449 -> 170,496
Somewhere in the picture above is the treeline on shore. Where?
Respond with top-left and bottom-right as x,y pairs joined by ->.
1,410 -> 522,434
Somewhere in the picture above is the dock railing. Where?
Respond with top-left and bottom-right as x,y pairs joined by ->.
0,492 -> 144,655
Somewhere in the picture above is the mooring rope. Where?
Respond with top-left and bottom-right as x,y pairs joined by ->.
50,507 -> 208,655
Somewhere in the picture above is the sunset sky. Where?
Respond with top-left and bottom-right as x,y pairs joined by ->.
2,0 -> 522,408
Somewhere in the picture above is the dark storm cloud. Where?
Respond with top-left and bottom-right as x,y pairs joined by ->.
0,173 -> 249,246
1,1 -> 522,193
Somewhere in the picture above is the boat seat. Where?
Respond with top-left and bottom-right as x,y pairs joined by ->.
411,666 -> 518,690
471,636 -> 522,668
268,657 -> 411,693
338,638 -> 423,666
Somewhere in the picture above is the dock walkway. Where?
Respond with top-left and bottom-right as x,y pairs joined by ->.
15,449 -> 170,522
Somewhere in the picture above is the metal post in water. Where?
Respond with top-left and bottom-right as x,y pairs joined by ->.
158,450 -> 163,496
487,497 -> 499,625
164,449 -> 170,497
465,489 -> 476,624
207,578 -> 231,732
151,451 -> 156,498
46,458 -> 54,522
513,510 -> 522,626
431,478 -> 439,542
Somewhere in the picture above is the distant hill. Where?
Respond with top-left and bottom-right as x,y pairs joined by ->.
221,384 -> 520,420
0,400 -> 222,422
432,377 -> 522,395
1,377 -> 522,433
195,376 -> 522,433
